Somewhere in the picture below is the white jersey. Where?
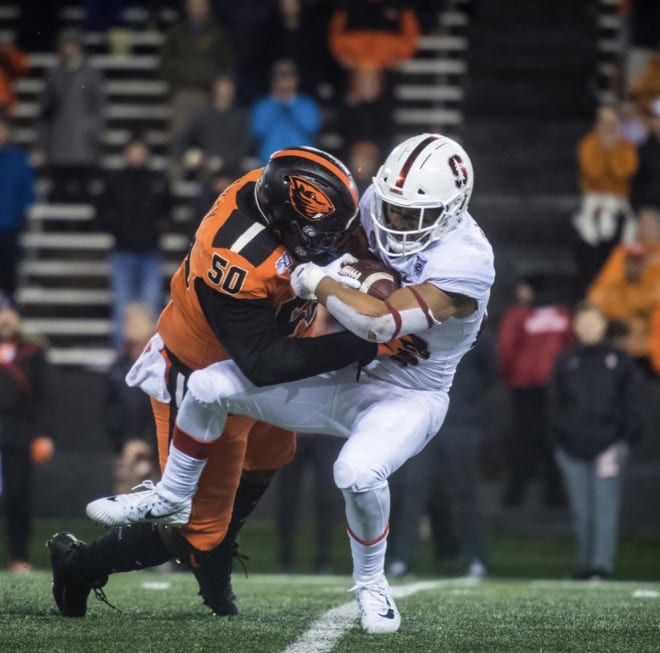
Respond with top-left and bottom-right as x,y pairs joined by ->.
359,184 -> 495,392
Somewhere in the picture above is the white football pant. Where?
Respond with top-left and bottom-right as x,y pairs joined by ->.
176,360 -> 449,578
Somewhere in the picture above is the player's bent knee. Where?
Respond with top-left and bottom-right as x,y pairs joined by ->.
334,459 -> 384,493
187,368 -> 235,406
333,459 -> 357,490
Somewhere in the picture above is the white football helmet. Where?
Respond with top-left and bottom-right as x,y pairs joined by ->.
371,133 -> 474,258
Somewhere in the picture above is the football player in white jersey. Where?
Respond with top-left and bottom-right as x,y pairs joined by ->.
87,133 -> 495,634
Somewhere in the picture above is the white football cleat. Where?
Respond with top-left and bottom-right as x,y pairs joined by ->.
85,481 -> 192,527
351,575 -> 401,634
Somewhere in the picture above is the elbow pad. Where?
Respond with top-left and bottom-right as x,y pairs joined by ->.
326,295 -> 437,343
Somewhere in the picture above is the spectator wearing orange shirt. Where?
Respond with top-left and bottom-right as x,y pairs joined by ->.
572,106 -> 639,294
589,207 -> 660,374
0,37 -> 29,116
329,0 -> 420,73
329,0 -> 420,109
629,51 -> 660,119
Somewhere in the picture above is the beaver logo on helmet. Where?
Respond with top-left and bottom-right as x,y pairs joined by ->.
287,175 -> 335,221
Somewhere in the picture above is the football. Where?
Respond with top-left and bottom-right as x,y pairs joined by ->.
340,259 -> 401,299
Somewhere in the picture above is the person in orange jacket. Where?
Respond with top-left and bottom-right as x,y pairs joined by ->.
0,38 -> 29,116
329,0 -> 420,73
572,106 -> 640,293
329,0 -> 420,104
588,207 -> 660,373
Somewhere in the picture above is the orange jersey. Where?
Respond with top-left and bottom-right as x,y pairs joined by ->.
158,168 -> 317,370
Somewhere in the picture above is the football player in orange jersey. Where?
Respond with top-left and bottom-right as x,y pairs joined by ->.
47,147 -> 383,617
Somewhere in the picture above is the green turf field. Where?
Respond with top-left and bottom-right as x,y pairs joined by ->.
2,520 -> 660,652
2,570 -> 659,653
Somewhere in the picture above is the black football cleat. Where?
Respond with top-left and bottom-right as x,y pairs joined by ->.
47,532 -> 111,617
190,540 -> 248,617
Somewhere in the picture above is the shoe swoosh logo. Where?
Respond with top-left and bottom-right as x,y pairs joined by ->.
144,508 -> 181,520
377,609 -> 395,619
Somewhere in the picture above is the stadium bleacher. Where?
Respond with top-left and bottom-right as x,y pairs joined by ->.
3,0 -> 472,369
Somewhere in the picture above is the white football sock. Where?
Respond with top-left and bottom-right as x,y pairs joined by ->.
158,430 -> 211,502
348,528 -> 388,583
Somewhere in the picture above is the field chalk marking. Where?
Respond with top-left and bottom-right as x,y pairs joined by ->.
282,578 -> 478,653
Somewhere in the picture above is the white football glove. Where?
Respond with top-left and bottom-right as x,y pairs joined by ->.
290,253 -> 360,300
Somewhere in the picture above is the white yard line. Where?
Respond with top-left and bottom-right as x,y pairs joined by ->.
282,578 -> 478,653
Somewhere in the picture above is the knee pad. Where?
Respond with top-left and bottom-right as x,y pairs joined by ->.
334,459 -> 386,494
186,369 -> 221,406
189,364 -> 245,405
333,459 -> 357,491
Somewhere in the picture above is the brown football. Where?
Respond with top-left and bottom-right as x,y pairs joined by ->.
341,259 -> 402,300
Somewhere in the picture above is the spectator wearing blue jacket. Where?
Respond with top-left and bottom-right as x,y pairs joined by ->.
250,59 -> 321,165
0,113 -> 34,302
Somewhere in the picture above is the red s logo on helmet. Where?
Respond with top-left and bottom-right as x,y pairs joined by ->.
287,175 -> 335,221
448,154 -> 469,189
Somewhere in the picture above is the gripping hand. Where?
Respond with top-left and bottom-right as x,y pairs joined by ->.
290,253 -> 359,300
377,334 -> 430,366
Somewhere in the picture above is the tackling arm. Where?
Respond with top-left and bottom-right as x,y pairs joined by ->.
196,281 -> 377,386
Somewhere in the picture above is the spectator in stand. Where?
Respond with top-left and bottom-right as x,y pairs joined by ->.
85,0 -> 134,56
177,75 -> 251,182
548,302 -> 643,580
572,105 -> 639,295
497,274 -> 574,508
387,327 -> 497,580
624,1 -> 660,86
264,0 -> 343,101
631,97 -> 660,211
37,29 -> 105,204
329,0 -> 420,123
250,59 -> 321,166
0,35 -> 29,117
160,0 -> 234,158
587,207 -> 660,375
335,67 -> 395,156
212,0 -> 277,104
347,140 -> 381,195
96,136 -> 171,350
276,433 -> 343,574
0,112 -> 35,304
0,293 -> 50,572
105,302 -> 159,494
629,48 -> 660,119
189,166 -> 238,240
618,96 -> 648,146
329,0 -> 420,76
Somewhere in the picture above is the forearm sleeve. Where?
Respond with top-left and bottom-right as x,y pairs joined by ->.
325,294 -> 436,342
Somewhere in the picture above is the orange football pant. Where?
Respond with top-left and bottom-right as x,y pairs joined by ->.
151,397 -> 295,551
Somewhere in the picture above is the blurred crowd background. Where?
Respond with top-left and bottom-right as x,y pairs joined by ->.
1,0 -> 659,579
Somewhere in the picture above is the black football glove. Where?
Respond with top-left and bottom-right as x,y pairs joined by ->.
377,334 -> 430,367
